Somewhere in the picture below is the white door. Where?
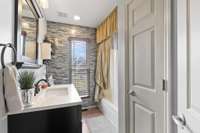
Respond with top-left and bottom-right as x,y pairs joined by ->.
175,0 -> 200,133
127,0 -> 165,133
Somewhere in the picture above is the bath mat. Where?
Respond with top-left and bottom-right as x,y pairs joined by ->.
85,116 -> 117,133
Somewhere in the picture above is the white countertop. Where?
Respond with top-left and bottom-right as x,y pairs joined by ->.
8,84 -> 82,115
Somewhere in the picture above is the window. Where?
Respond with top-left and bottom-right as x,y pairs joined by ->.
71,40 -> 89,97
72,40 -> 87,65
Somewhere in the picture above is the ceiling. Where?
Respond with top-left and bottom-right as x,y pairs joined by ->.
43,0 -> 117,28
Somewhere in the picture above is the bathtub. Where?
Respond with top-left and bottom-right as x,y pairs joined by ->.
98,98 -> 118,132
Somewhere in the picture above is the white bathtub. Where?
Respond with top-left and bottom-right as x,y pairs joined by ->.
99,98 -> 118,132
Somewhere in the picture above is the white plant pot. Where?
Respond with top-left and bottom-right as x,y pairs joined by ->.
21,88 -> 35,107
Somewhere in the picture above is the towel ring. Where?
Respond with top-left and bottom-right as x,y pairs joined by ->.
0,43 -> 17,68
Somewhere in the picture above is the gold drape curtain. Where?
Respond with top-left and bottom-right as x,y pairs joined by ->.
96,8 -> 117,44
95,7 -> 117,102
95,38 -> 112,102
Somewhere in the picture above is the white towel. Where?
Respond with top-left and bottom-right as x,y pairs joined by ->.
4,64 -> 23,113
0,69 -> 6,119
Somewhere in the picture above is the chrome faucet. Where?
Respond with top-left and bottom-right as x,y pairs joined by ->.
34,79 -> 50,96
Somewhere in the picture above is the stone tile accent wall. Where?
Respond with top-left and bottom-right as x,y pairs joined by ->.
46,21 -> 97,107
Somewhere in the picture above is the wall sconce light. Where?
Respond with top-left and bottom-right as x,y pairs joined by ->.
71,29 -> 76,35
41,42 -> 51,64
73,15 -> 80,21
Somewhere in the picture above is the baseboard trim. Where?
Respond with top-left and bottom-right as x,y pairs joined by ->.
82,105 -> 97,110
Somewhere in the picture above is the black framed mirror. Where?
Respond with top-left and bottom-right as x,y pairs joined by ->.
14,0 -> 44,68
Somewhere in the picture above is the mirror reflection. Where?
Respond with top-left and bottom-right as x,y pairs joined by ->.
21,0 -> 38,61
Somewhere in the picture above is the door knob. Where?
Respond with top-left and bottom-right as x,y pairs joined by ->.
172,114 -> 186,129
128,90 -> 136,96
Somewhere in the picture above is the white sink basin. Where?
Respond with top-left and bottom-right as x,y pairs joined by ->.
46,85 -> 68,96
47,84 -> 69,90
33,84 -> 69,106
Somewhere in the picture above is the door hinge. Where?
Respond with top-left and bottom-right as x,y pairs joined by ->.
162,79 -> 167,91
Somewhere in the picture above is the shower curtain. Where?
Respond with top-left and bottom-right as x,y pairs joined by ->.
95,38 -> 112,102
95,8 -> 117,102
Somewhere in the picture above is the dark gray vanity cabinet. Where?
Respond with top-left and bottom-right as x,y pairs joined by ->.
8,105 -> 82,133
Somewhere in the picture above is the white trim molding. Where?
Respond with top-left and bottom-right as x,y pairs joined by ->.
117,0 -> 129,133
164,0 -> 178,133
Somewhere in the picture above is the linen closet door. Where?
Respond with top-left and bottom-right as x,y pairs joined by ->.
127,0 -> 165,132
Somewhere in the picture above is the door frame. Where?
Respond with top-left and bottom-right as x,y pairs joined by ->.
117,0 -> 177,133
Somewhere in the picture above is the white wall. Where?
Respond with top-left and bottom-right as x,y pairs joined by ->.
0,0 -> 14,133
117,0 -> 128,133
0,0 -> 14,44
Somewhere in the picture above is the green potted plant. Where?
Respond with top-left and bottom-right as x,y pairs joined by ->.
18,71 -> 36,106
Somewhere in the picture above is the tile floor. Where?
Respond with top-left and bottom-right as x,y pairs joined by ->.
82,108 -> 116,133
